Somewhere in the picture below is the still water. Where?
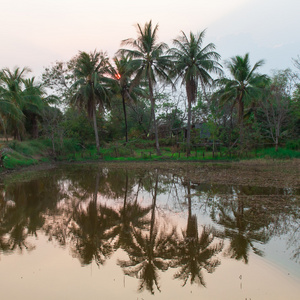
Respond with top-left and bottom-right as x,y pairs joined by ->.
0,164 -> 299,299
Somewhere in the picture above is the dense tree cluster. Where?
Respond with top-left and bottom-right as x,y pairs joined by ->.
1,21 -> 299,156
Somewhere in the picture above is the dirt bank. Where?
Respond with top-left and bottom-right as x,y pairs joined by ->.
1,159 -> 299,189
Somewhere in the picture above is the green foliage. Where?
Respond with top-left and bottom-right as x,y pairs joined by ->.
3,150 -> 38,169
257,147 -> 300,159
286,139 -> 300,150
62,109 -> 95,143
8,139 -> 48,156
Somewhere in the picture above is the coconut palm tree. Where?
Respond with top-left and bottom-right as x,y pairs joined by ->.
0,67 -> 29,140
109,54 -> 145,143
168,30 -> 222,156
217,53 -> 268,147
71,51 -> 111,153
22,77 -> 47,139
119,20 -> 173,155
0,67 -> 52,140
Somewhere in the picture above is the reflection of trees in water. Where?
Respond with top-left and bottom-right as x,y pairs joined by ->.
211,191 -> 270,263
1,165 -> 299,293
109,170 -> 151,250
69,172 -> 116,266
171,181 -> 223,287
208,185 -> 300,263
118,172 -> 177,294
0,177 -> 64,255
262,195 -> 300,263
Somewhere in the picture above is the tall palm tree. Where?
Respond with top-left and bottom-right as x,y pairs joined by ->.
71,51 -> 111,153
217,53 -> 268,147
169,30 -> 222,156
119,20 -> 173,155
109,54 -> 144,143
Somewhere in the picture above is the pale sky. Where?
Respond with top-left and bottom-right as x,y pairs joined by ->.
1,0 -> 299,79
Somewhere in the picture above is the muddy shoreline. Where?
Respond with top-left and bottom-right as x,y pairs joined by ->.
1,159 -> 299,189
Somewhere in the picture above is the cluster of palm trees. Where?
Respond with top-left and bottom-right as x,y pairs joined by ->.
1,20 -> 270,155
68,20 -> 269,155
0,67 -> 57,141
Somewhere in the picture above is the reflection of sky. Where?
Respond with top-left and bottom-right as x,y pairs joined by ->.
264,234 -> 300,278
1,0 -> 299,77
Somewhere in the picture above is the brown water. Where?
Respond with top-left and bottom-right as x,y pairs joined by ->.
0,164 -> 299,299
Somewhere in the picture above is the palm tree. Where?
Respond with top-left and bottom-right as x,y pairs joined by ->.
169,30 -> 222,156
0,67 -> 29,140
109,54 -> 144,143
71,51 -> 111,153
217,53 -> 268,147
22,77 -> 47,139
0,67 -> 51,140
119,20 -> 173,155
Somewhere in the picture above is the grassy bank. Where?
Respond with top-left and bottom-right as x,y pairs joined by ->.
0,138 -> 300,172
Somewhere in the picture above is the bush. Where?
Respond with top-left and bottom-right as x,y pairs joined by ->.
257,147 -> 300,159
286,140 -> 300,150
3,151 -> 38,169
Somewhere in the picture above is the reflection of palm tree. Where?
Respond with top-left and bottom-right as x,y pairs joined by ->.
118,172 -> 176,294
172,181 -> 223,286
70,202 -> 115,266
110,171 -> 151,250
70,172 -> 115,266
212,193 -> 269,263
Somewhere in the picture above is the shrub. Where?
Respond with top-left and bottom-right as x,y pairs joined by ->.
286,140 -> 300,150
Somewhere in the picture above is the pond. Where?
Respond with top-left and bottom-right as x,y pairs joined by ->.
0,163 -> 299,299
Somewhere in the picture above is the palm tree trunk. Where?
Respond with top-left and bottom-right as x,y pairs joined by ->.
186,100 -> 192,157
238,97 -> 244,149
148,75 -> 161,156
121,93 -> 128,143
92,106 -> 100,154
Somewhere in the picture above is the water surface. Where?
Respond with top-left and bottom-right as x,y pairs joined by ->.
0,164 -> 299,299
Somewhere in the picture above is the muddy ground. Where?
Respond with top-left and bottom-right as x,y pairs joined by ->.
1,159 -> 298,189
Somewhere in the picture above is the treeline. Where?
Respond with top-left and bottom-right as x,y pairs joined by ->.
1,21 -> 300,157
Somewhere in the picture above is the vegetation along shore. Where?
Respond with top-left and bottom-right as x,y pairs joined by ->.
0,21 -> 299,174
